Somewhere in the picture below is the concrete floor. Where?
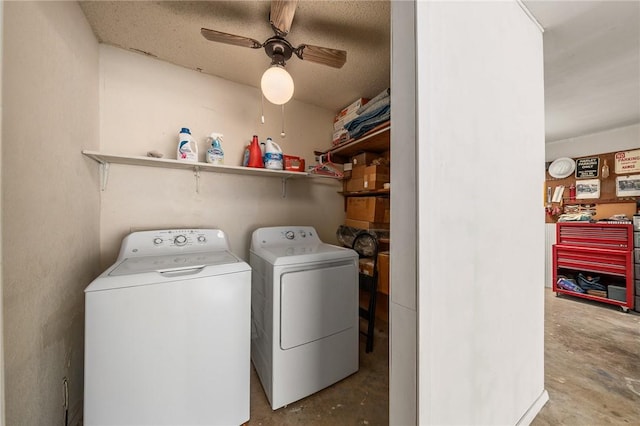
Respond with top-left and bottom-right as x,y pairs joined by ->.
533,289 -> 640,425
247,289 -> 640,425
248,319 -> 390,426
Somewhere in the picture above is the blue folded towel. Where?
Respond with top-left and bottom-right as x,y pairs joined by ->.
345,97 -> 390,140
357,88 -> 390,115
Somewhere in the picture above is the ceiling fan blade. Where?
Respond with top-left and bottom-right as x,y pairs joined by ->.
201,28 -> 262,49
295,44 -> 347,69
270,0 -> 298,37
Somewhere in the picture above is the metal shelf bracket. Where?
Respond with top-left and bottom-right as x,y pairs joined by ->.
194,166 -> 201,194
281,177 -> 288,198
100,161 -> 110,191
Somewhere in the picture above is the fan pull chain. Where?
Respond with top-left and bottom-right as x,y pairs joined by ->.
280,104 -> 286,138
261,93 -> 265,124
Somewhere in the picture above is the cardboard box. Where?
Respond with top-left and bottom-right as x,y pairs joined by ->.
345,178 -> 365,192
351,165 -> 366,179
284,155 -> 305,172
352,152 -> 382,167
377,251 -> 390,295
363,165 -> 390,190
336,97 -> 369,118
359,258 -> 375,277
344,219 -> 390,230
346,197 -> 389,222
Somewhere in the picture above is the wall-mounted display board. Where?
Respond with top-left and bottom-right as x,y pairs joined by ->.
544,150 -> 639,223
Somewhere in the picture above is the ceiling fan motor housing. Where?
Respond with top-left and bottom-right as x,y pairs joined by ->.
264,37 -> 294,65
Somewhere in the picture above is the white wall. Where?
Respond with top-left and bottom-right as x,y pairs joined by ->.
97,46 -> 343,266
415,2 -> 547,424
389,2 -> 417,425
0,1 -> 4,423
546,123 -> 640,161
2,2 -> 100,424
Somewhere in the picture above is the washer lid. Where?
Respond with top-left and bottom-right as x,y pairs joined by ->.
109,250 -> 239,276
251,243 -> 357,266
85,251 -> 250,293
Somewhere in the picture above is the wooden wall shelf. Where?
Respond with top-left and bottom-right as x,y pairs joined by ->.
315,122 -> 390,163
339,188 -> 390,197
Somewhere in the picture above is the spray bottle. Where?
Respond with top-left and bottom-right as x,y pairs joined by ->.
206,133 -> 224,165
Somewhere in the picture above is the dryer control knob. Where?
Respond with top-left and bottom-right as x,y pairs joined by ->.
299,230 -> 306,238
285,231 -> 295,240
197,235 -> 206,243
153,238 -> 163,245
174,235 -> 188,246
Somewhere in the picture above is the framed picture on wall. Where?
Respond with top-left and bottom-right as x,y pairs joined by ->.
616,174 -> 640,197
576,179 -> 601,199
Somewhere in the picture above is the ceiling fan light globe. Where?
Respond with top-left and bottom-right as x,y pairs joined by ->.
261,65 -> 294,105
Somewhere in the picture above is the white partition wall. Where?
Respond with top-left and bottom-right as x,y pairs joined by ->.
391,1 -> 548,424
390,2 -> 417,425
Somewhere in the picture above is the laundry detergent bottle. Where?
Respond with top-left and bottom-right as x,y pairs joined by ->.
206,133 -> 224,165
247,135 -> 264,168
177,127 -> 198,162
264,137 -> 283,170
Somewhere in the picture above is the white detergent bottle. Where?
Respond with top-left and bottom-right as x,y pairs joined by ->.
206,133 -> 224,165
264,137 -> 283,170
177,127 -> 198,162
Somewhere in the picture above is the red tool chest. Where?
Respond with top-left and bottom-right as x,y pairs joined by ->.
552,222 -> 634,312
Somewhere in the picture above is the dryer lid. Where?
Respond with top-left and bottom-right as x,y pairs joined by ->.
109,250 -> 240,276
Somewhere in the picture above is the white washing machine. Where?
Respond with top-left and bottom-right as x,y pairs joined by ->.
84,229 -> 251,426
250,226 -> 359,410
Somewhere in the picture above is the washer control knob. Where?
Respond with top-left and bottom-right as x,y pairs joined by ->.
299,230 -> 306,238
197,235 -> 206,243
153,238 -> 163,245
285,231 -> 295,240
174,235 -> 188,246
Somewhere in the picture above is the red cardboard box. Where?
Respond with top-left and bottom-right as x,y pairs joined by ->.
284,155 -> 305,172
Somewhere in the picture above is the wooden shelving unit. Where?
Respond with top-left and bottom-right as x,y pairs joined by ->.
339,188 -> 390,197
315,122 -> 390,164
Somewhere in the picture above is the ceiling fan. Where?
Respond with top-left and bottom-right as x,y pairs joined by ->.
200,0 -> 347,70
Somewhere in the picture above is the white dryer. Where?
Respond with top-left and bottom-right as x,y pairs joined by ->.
250,226 -> 359,410
84,229 -> 251,426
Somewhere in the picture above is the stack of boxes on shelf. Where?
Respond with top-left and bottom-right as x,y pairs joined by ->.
344,152 -> 390,221
332,98 -> 369,146
634,215 -> 640,312
342,150 -> 391,304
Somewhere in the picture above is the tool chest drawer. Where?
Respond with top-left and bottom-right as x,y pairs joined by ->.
556,222 -> 633,249
554,245 -> 631,276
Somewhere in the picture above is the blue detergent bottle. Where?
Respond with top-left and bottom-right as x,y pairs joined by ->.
177,127 -> 198,162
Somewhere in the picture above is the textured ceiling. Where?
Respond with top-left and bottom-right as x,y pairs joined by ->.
79,0 -> 391,114
79,1 -> 639,143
